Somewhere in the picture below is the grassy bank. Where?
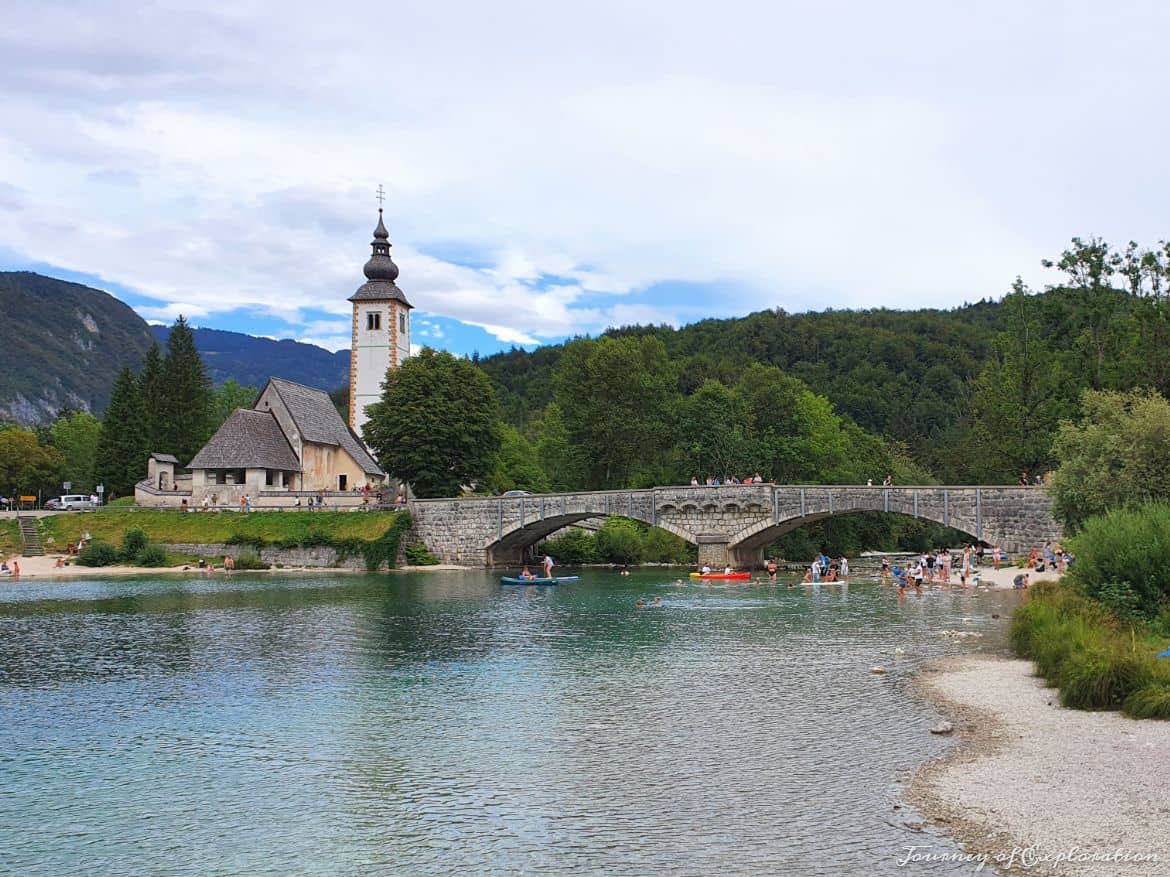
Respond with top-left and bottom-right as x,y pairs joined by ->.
1011,580 -> 1170,718
0,518 -> 20,558
39,509 -> 413,571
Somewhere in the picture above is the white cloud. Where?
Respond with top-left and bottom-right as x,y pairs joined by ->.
2,0 -> 1169,350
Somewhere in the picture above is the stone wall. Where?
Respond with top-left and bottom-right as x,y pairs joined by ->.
410,484 -> 1063,568
164,542 -> 373,570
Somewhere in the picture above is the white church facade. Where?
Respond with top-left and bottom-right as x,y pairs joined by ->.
136,206 -> 411,509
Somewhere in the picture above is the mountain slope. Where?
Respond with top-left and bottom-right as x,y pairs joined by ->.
0,271 -> 156,424
150,325 -> 349,392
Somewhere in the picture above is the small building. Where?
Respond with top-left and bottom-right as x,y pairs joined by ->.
137,377 -> 385,509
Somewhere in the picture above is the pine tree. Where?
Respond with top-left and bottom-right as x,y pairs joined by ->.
94,367 -> 148,496
156,316 -> 212,465
139,341 -> 164,451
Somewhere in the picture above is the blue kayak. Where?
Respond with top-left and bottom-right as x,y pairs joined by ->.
500,576 -> 579,586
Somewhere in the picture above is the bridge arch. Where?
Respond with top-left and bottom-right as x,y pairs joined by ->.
486,512 -> 698,566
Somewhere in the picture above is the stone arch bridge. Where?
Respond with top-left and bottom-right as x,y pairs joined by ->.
409,484 -> 1062,568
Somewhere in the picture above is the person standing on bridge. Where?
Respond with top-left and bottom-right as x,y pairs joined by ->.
542,555 -> 554,578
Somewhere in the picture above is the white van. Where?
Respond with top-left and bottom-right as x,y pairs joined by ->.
57,495 -> 95,511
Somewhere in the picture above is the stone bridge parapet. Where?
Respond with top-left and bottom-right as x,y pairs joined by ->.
410,485 -> 1062,568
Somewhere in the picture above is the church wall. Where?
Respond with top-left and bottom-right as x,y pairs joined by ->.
300,442 -> 376,492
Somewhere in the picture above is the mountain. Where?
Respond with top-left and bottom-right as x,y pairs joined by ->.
0,271 -> 156,424
149,325 -> 349,393
0,271 -> 350,425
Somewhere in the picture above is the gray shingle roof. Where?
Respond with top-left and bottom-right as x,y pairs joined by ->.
348,279 -> 412,306
150,452 -> 179,463
266,378 -> 385,476
187,409 -> 302,471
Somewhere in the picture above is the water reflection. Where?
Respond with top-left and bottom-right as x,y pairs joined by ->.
0,570 -> 1021,875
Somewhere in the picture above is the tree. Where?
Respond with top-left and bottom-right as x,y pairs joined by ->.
156,316 -> 213,464
677,379 -> 748,480
1049,388 -> 1170,530
487,424 -> 551,494
50,412 -> 102,492
139,342 -> 164,451
211,379 -> 258,428
552,336 -> 674,489
531,403 -> 579,490
967,279 -> 1073,480
94,367 -> 148,497
0,428 -> 64,498
362,348 -> 502,497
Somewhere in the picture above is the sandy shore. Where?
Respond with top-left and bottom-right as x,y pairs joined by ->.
2,553 -> 471,580
910,656 -> 1170,876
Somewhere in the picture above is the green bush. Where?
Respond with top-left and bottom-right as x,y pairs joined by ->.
404,543 -> 440,565
233,548 -> 271,570
1069,502 -> 1170,618
594,519 -> 643,565
1058,647 -> 1152,710
136,544 -> 168,567
76,542 -> 118,567
120,528 -> 149,562
1124,683 -> 1170,719
539,528 -> 597,565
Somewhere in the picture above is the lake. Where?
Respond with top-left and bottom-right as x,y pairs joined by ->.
0,570 -> 1024,875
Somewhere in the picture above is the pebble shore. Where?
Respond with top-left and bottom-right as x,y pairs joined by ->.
910,656 -> 1170,876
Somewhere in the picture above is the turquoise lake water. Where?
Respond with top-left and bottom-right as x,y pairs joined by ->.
0,570 -> 1023,875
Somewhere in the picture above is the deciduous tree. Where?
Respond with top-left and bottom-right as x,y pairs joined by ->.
362,348 -> 502,497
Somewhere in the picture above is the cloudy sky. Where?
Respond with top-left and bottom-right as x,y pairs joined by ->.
2,1 -> 1167,355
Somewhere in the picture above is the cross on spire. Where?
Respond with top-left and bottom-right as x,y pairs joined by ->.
375,184 -> 385,209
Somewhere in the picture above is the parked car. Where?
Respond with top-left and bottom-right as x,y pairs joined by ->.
44,498 -> 63,510
54,495 -> 96,511
501,490 -> 531,497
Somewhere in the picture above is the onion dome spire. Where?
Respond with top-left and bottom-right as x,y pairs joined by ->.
363,208 -> 399,282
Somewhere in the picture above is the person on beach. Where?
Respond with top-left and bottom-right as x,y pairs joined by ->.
1013,572 -> 1030,589
224,555 -> 235,574
992,544 -> 1002,570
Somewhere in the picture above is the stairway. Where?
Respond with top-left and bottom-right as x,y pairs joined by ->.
17,516 -> 44,556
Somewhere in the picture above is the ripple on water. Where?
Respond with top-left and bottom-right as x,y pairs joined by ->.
0,571 -> 1023,875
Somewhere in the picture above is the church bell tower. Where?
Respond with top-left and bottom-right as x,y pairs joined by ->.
348,198 -> 413,436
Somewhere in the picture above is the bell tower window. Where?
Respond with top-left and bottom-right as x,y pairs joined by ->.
399,313 -> 406,333
367,312 -> 381,331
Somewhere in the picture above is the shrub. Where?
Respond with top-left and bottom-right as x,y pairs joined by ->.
1124,683 -> 1170,719
404,543 -> 440,565
594,519 -> 643,565
76,542 -> 118,566
233,548 -> 271,570
539,528 -> 597,565
136,544 -> 168,567
120,528 -> 149,562
1068,502 -> 1170,618
360,512 -> 412,571
1057,647 -> 1152,710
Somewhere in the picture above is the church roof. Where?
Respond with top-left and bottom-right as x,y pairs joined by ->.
348,209 -> 412,307
265,378 -> 385,476
187,409 -> 302,472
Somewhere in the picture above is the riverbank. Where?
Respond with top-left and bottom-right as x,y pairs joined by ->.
910,655 -> 1169,876
1,553 -> 471,579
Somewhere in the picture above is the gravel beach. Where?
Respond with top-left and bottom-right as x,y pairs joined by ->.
910,656 -> 1170,876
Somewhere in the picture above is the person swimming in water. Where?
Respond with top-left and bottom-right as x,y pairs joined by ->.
635,598 -> 646,608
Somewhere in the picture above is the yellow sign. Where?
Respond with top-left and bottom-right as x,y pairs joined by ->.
19,496 -> 36,503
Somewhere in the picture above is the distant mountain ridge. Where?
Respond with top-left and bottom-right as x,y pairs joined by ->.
0,271 -> 350,425
149,325 -> 349,395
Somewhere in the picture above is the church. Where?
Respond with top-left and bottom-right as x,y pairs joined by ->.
136,207 -> 412,509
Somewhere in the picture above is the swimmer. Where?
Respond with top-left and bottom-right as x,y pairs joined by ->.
635,598 -> 646,609
619,566 -> 630,576
766,559 -> 778,581
653,597 -> 662,606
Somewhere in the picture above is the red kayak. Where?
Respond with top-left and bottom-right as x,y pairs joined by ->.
689,571 -> 751,580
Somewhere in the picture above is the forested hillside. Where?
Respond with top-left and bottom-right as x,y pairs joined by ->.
0,272 -> 156,424
0,272 -> 350,425
479,238 -> 1170,486
150,325 -> 349,391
